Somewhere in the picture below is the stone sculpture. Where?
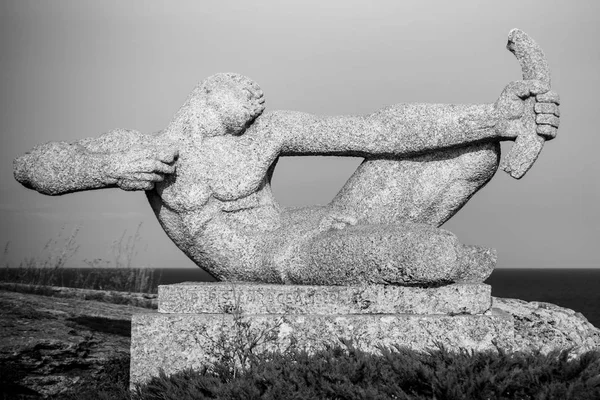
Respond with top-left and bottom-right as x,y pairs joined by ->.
13,29 -> 560,286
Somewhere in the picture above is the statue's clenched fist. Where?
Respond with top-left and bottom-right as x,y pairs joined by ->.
494,80 -> 560,141
534,90 -> 560,139
104,145 -> 178,191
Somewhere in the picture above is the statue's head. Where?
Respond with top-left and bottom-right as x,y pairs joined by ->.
200,73 -> 266,136
167,73 -> 265,139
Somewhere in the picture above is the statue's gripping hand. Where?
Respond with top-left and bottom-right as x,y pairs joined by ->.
104,145 -> 178,191
494,80 -> 560,141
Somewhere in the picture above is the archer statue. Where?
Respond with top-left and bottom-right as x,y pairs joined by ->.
14,30 -> 559,286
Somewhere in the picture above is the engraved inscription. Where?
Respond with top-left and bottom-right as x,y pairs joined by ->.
192,287 -> 360,310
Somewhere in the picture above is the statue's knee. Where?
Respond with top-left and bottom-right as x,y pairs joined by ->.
455,142 -> 500,184
407,143 -> 500,226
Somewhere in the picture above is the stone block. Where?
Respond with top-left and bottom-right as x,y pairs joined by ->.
158,282 -> 492,315
130,282 -> 510,385
130,311 -> 514,385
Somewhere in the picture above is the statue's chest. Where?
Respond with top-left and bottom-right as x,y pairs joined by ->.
155,147 -> 212,212
154,137 -> 268,212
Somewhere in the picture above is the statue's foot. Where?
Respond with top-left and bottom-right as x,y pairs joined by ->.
281,223 -> 496,286
455,244 -> 496,283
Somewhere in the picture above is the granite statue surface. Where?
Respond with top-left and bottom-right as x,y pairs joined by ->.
13,29 -> 560,286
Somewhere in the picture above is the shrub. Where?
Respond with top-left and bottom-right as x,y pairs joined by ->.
132,345 -> 600,400
13,345 -> 598,399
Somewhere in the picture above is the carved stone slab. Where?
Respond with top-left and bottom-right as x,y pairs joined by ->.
158,282 -> 492,315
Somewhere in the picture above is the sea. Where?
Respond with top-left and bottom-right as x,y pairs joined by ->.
155,268 -> 600,328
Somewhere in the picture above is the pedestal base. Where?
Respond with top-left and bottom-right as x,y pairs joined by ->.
130,283 -> 515,385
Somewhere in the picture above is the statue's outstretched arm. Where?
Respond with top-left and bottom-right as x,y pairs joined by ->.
272,80 -> 558,158
13,129 -> 178,195
273,103 -> 497,157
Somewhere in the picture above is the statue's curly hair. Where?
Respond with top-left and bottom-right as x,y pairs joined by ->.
200,73 -> 265,131
168,73 -> 266,137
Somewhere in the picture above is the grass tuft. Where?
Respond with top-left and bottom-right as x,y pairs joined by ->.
1,223 -> 161,294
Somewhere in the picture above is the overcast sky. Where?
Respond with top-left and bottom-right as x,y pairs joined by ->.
1,0 -> 598,272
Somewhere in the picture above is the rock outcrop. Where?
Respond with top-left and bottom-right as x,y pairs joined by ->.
0,289 -> 153,398
493,297 -> 600,356
0,282 -> 158,309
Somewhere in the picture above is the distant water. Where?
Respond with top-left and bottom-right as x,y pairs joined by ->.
155,268 -> 600,328
484,269 -> 600,328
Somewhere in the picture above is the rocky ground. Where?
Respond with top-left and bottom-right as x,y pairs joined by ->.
0,287 -> 154,399
0,285 -> 598,399
493,297 -> 600,355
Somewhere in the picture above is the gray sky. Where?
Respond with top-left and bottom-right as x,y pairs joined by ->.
1,0 -> 598,270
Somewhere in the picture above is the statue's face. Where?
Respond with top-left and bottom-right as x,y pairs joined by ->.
204,74 -> 265,136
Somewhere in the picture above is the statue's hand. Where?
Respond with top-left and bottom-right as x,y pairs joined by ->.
104,145 -> 178,191
494,80 -> 560,141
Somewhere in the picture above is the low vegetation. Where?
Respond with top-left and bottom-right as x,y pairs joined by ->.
43,345 -> 600,400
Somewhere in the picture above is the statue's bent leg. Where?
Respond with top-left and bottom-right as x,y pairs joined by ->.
299,141 -> 501,285
284,223 -> 495,285
329,142 -> 500,227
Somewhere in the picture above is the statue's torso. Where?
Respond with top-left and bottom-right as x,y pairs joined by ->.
146,133 -> 283,278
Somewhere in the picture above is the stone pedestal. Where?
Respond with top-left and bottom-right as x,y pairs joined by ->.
130,282 -> 515,385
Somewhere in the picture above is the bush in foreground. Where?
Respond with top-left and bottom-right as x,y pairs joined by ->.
128,345 -> 600,400
4,345 -> 600,399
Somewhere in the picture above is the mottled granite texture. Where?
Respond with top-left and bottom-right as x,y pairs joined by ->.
158,282 -> 492,315
130,311 -> 514,385
13,30 -> 560,286
500,28 -> 555,179
129,282 -> 500,384
131,286 -> 600,385
493,298 -> 600,357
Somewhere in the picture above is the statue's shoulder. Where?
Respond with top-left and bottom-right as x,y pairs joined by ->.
247,109 -> 309,136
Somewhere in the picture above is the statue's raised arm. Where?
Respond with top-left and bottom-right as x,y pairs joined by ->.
262,81 -> 556,160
